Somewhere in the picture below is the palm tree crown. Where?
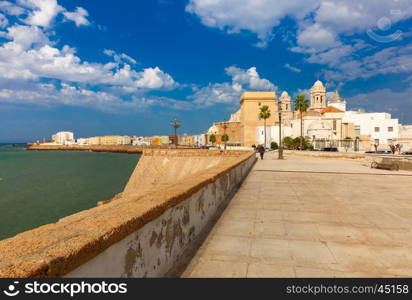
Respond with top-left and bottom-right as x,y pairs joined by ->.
259,105 -> 271,148
294,95 -> 310,150
294,95 -> 310,113
259,105 -> 271,120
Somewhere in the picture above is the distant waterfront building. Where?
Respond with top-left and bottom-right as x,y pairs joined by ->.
52,131 -> 74,145
86,135 -> 131,145
76,138 -> 88,145
193,134 -> 207,147
132,136 -> 151,146
168,135 -> 178,145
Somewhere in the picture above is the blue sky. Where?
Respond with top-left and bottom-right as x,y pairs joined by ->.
0,0 -> 412,142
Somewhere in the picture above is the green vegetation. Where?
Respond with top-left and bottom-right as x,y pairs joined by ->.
209,134 -> 216,145
221,133 -> 229,150
294,95 -> 310,150
221,133 -> 229,143
258,105 -> 271,148
270,142 -> 278,150
283,136 -> 312,150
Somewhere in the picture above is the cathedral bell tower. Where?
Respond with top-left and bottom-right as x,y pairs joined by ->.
279,91 -> 292,112
310,80 -> 326,112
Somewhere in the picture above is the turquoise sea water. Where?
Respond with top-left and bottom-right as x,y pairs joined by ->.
0,144 -> 140,240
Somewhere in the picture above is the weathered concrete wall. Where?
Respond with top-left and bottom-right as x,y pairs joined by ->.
284,150 -> 365,160
364,154 -> 412,171
121,149 -> 254,200
0,149 -> 255,278
66,153 -> 255,277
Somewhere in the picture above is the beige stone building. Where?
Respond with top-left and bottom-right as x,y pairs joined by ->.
87,135 -> 131,145
240,92 -> 281,147
207,110 -> 242,146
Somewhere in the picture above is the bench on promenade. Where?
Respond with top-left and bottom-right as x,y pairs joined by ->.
371,161 -> 399,171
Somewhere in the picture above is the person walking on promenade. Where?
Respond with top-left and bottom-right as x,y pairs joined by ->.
257,144 -> 265,160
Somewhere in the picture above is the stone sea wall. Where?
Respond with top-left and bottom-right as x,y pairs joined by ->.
0,149 -> 256,277
26,144 -> 146,153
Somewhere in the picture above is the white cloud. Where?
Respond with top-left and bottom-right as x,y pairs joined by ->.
348,84 -> 412,118
317,42 -> 412,81
0,25 -> 177,91
225,66 -> 276,90
63,7 -> 90,27
6,24 -> 49,50
191,66 -> 277,107
186,0 -> 319,46
134,67 -> 176,89
0,1 -> 184,112
296,23 -> 339,51
314,1 -> 412,36
186,0 -> 412,83
187,0 -> 412,47
0,81 -> 191,112
0,0 -> 184,112
104,49 -> 137,65
10,0 -> 91,28
283,63 -> 301,73
0,1 -> 25,16
20,0 -> 64,27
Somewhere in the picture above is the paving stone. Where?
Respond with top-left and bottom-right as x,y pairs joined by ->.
183,155 -> 412,277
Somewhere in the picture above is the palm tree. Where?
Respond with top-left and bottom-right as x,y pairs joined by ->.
259,105 -> 271,149
221,133 -> 229,150
294,95 -> 310,150
209,134 -> 216,146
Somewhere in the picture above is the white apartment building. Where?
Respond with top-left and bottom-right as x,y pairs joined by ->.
193,134 -> 207,147
343,111 -> 399,147
76,138 -> 88,145
52,131 -> 74,145
132,137 -> 151,146
256,125 -> 293,147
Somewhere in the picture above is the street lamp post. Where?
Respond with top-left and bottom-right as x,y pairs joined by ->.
278,100 -> 284,160
170,118 -> 181,146
222,121 -> 228,150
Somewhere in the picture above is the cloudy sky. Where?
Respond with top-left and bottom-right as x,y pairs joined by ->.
0,0 -> 412,142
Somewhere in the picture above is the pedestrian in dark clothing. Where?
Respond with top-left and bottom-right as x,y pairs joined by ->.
258,145 -> 265,160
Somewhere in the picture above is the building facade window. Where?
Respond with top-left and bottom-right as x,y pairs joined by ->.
388,139 -> 393,145
388,126 -> 394,132
333,120 -> 337,131
374,127 -> 380,132
355,125 -> 361,136
374,139 -> 380,145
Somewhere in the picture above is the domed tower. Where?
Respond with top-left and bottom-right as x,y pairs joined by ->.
328,90 -> 347,112
310,80 -> 326,112
280,91 -> 292,112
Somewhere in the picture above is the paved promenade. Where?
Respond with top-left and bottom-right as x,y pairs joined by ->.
182,153 -> 412,277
